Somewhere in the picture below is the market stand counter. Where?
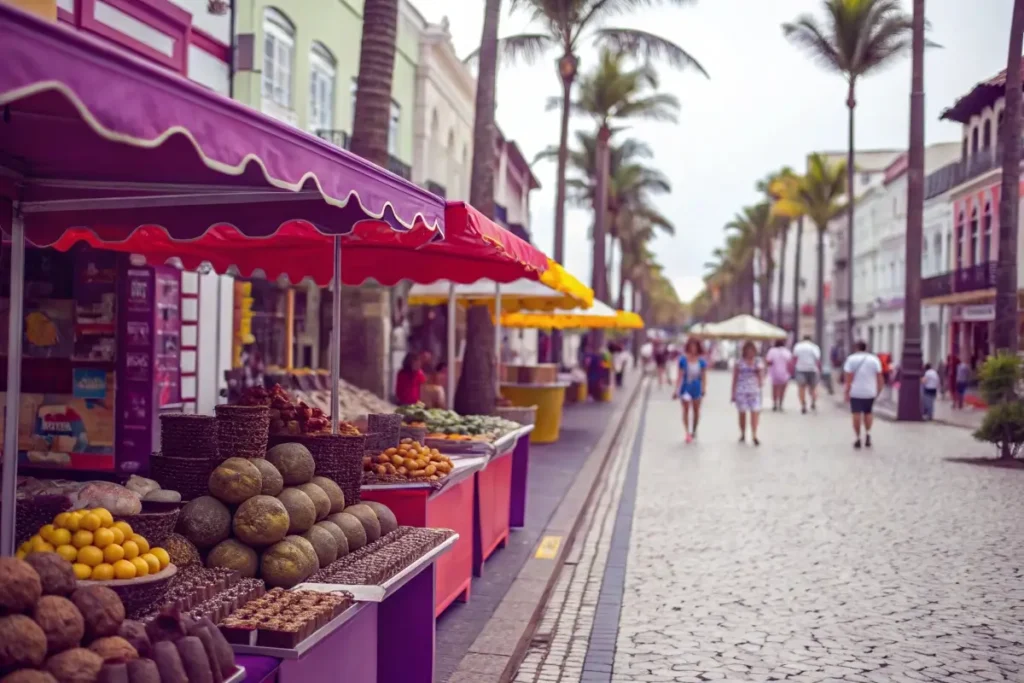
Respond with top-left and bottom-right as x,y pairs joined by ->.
361,457 -> 484,617
474,425 -> 534,573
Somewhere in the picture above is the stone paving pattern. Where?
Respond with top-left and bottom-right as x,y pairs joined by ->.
617,371 -> 1024,682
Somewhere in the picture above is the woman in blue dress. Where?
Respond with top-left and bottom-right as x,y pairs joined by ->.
675,338 -> 707,443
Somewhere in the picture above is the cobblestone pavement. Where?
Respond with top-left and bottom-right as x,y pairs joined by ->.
514,371 -> 1024,683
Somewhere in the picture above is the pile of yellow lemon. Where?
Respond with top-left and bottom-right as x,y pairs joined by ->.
18,508 -> 171,581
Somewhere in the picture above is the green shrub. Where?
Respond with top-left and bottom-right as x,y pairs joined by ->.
976,352 -> 1022,405
973,400 -> 1024,459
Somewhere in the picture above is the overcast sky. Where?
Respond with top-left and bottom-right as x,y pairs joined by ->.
409,0 -> 1014,303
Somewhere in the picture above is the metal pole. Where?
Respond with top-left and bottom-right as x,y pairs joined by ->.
494,283 -> 502,397
447,283 -> 456,410
2,209 -> 26,556
330,236 -> 341,434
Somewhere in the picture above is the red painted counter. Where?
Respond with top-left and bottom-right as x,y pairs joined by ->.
473,446 -> 512,576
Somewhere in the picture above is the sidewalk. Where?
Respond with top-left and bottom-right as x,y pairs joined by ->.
836,387 -> 986,430
436,371 -> 643,683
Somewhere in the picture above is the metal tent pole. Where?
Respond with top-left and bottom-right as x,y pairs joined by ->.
2,209 -> 26,556
330,237 -> 341,434
447,283 -> 456,410
494,283 -> 502,396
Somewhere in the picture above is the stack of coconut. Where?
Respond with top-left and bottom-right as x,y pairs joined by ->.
175,443 -> 398,589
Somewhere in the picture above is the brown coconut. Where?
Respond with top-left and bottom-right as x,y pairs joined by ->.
0,558 -> 42,614
283,536 -> 318,578
265,443 -> 315,486
296,483 -> 330,521
361,501 -> 399,537
44,647 -> 103,683
70,587 -> 124,642
2,670 -> 58,683
313,521 -> 348,556
325,513 -> 366,551
249,459 -> 284,497
309,477 -> 345,514
88,638 -> 137,665
231,495 -> 289,547
24,554 -> 76,598
162,535 -> 200,569
177,497 -> 231,550
205,540 -> 258,579
33,596 -> 84,654
0,614 -> 48,672
276,488 -> 315,534
301,526 -> 338,568
259,542 -> 309,589
207,458 -> 262,505
343,504 -> 381,543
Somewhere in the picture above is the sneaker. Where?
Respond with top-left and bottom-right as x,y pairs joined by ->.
753,437 -> 760,446
854,439 -> 862,449
801,406 -> 807,415
685,433 -> 693,444
865,434 -> 872,448
738,434 -> 745,443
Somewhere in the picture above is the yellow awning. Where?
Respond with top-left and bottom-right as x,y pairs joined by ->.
538,260 -> 594,309
499,300 -> 644,330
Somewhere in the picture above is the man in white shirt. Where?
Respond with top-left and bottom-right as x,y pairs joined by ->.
792,335 -> 822,414
921,363 -> 941,420
843,340 -> 885,449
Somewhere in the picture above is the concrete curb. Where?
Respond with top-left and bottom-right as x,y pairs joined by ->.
446,376 -> 646,683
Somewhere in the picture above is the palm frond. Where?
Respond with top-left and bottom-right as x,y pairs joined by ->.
782,15 -> 844,73
464,32 -> 557,66
593,28 -> 708,76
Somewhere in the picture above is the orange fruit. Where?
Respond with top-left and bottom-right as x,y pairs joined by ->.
72,530 -> 94,549
129,557 -> 149,577
56,544 -> 79,562
53,512 -> 71,530
50,528 -> 72,547
140,553 -> 160,575
93,528 -> 115,549
109,527 -> 125,545
121,540 -> 140,561
77,546 -> 103,568
63,512 -> 82,532
92,508 -> 114,528
39,524 -> 57,544
31,537 -> 54,554
91,563 -> 115,581
79,513 -> 101,532
130,535 -> 150,555
113,560 -> 136,580
72,563 -> 92,580
113,521 -> 133,538
150,547 -> 170,570
102,544 -> 125,564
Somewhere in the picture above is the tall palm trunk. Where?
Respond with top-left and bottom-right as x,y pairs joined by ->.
793,215 -> 804,336
759,244 -> 773,321
551,52 -> 578,368
845,83 -> 857,348
591,125 -> 612,350
897,0 -> 926,422
453,0 -> 502,415
815,226 -> 825,349
341,0 -> 399,396
994,0 -> 1024,354
776,224 -> 788,327
617,271 -> 627,310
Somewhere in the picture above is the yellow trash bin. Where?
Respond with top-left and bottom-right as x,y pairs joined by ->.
500,383 -> 568,443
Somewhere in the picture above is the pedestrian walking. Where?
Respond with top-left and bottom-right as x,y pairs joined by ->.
612,343 -> 630,388
654,343 -> 669,386
921,363 -> 940,420
843,341 -> 884,449
792,335 -> 821,414
731,341 -> 763,446
675,338 -> 707,444
954,357 -> 971,410
764,339 -> 793,411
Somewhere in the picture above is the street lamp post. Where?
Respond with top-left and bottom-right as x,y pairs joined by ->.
898,0 -> 925,421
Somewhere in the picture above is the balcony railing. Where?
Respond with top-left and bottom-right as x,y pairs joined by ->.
426,181 -> 446,199
387,156 -> 412,181
316,129 -> 350,150
920,261 -> 997,299
925,138 -> 1024,199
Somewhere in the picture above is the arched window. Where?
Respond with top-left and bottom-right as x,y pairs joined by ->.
982,120 -> 992,149
969,207 -> 979,266
998,110 -> 1005,145
955,211 -> 965,269
971,126 -> 979,154
388,101 -> 401,156
961,136 -> 968,160
982,201 -> 993,263
933,232 -> 943,274
262,8 -> 295,109
308,42 -> 336,133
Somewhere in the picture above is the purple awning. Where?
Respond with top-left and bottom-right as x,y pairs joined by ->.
0,3 -> 445,244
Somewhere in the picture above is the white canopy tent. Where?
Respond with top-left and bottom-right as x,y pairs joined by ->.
698,314 -> 787,341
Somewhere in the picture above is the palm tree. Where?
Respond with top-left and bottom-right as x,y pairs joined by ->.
788,153 -> 847,349
494,0 -> 706,265
454,0 -> 503,415
759,167 -> 799,328
769,169 -> 808,335
995,0 -> 1024,353
341,0 -> 400,395
727,203 -> 776,322
784,0 -> 913,347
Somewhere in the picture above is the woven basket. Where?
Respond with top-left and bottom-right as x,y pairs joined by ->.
494,405 -> 536,427
150,453 -> 214,502
268,433 -> 365,506
83,564 -> 177,616
159,414 -> 218,460
366,414 -> 401,449
16,495 -> 72,546
118,508 -> 181,547
215,405 -> 270,460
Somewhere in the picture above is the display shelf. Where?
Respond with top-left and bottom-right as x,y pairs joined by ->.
294,533 -> 458,602
224,665 -> 247,683
490,424 -> 535,457
229,602 -> 369,660
361,456 -> 486,494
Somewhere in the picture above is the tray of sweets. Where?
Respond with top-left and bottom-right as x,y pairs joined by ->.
221,589 -> 356,660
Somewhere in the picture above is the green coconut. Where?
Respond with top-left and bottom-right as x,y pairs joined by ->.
232,495 -> 289,547
207,457 -> 262,505
343,504 -> 381,543
249,458 -> 284,497
325,512 -> 366,551
206,539 -> 259,578
265,443 -> 315,486
301,526 -> 338,568
360,501 -> 399,537
309,477 -> 345,514
177,497 -> 231,549
276,488 -> 316,534
296,483 -> 330,521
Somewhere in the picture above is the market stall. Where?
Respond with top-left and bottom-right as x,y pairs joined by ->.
499,302 -> 644,442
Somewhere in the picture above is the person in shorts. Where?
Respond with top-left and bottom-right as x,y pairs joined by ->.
731,341 -> 764,445
843,341 -> 884,449
792,335 -> 821,414
675,338 -> 707,443
921,363 -> 940,420
765,339 -> 793,411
